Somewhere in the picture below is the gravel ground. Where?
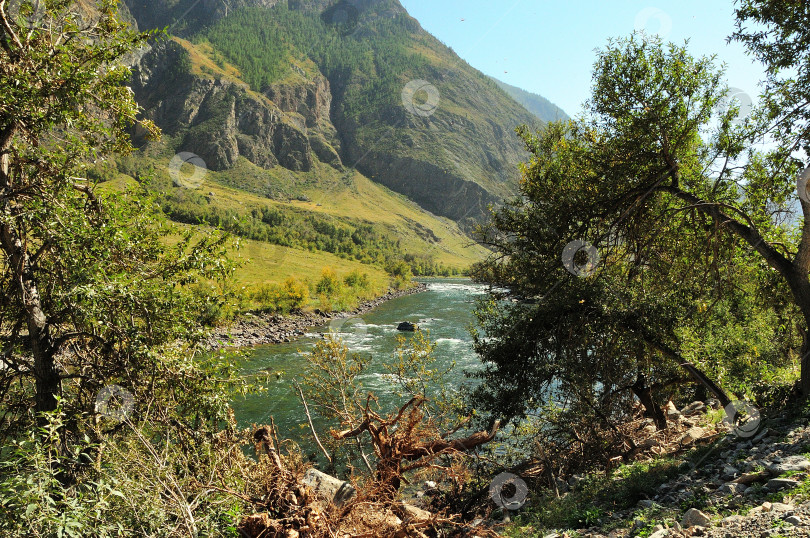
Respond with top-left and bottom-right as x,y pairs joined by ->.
537,403 -> 810,538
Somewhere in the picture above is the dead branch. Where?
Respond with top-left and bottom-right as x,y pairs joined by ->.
406,420 -> 501,459
295,382 -> 332,464
253,424 -> 284,473
330,395 -> 501,493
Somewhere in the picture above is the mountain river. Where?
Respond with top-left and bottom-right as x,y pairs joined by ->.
230,278 -> 488,453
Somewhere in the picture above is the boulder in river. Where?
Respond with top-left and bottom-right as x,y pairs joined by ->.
397,321 -> 418,332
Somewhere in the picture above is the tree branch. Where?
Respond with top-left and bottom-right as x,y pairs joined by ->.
661,185 -> 793,278
295,382 -> 332,464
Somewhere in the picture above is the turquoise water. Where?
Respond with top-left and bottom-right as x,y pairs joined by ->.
230,278 -> 487,450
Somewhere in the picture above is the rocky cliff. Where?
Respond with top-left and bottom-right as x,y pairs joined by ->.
131,40 -> 344,174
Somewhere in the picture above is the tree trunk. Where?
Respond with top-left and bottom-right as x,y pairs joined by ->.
677,361 -> 731,408
0,128 -> 57,416
31,324 -> 57,415
785,274 -> 810,396
795,285 -> 810,396
801,326 -> 810,397
625,319 -> 733,405
18,242 -> 57,415
631,376 -> 666,430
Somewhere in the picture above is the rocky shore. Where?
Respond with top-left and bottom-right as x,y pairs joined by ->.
530,402 -> 810,538
204,283 -> 428,349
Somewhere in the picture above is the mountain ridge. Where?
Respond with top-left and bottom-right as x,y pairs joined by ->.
490,76 -> 569,122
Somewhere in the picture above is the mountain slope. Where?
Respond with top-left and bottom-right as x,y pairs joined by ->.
490,77 -> 569,122
123,0 -> 553,223
112,0 -> 565,284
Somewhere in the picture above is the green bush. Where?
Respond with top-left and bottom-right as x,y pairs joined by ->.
253,277 -> 309,313
0,404 -> 257,538
315,267 -> 342,297
343,270 -> 370,291
0,411 -> 117,537
189,281 -> 248,326
386,260 -> 413,290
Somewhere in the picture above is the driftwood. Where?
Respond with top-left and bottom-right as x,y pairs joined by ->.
240,416 -> 489,538
253,421 -> 284,472
332,396 -> 500,492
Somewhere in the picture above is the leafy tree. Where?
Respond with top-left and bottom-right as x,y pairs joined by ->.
343,269 -> 370,291
253,276 -> 308,313
731,1 -> 810,157
0,0 -> 230,430
470,32 -> 804,443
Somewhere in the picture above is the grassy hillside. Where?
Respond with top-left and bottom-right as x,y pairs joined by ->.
111,140 -> 486,262
231,239 -> 390,290
103,136 -> 487,310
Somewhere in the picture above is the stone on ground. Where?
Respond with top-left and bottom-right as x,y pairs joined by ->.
682,508 -> 712,528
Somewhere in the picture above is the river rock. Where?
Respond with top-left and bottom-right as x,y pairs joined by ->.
648,528 -> 668,538
302,468 -> 356,506
720,465 -> 740,480
718,482 -> 747,496
767,455 -> 810,475
397,321 -> 418,331
706,398 -> 721,409
682,401 -> 706,416
751,428 -> 769,443
665,401 -> 681,419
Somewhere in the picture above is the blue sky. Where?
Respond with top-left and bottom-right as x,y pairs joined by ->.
398,1 -> 766,118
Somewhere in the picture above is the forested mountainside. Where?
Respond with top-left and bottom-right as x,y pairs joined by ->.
115,0 -> 564,247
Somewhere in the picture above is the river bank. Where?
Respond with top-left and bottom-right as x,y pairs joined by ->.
204,283 -> 428,349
